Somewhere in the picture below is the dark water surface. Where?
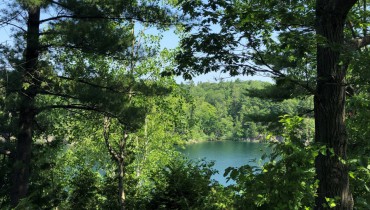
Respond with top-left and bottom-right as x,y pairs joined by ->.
180,141 -> 269,185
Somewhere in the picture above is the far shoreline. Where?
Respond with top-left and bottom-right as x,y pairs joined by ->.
183,138 -> 269,145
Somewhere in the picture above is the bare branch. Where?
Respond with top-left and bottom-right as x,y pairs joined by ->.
0,21 -> 26,32
0,10 -> 26,32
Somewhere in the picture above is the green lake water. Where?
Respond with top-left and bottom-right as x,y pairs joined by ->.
180,141 -> 269,185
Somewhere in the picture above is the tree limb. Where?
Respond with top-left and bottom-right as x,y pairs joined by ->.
37,89 -> 80,100
0,148 -> 11,156
36,103 -> 115,117
103,117 -> 121,161
244,34 -> 316,94
57,76 -> 130,94
39,14 -> 172,26
351,36 -> 370,49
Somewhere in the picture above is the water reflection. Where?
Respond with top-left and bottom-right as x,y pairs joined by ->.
180,141 -> 270,185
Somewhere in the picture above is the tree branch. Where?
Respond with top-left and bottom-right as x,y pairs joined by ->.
346,21 -> 358,39
43,0 -> 177,26
103,117 -> 121,162
39,14 -> 172,26
351,36 -> 370,49
243,34 -> 316,94
0,148 -> 11,156
38,89 -> 80,100
0,10 -> 26,32
57,76 -> 130,94
36,103 -> 115,118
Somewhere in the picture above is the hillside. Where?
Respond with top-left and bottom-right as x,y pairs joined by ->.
180,79 -> 314,141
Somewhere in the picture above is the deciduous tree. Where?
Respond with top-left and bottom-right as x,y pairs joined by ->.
174,0 -> 370,208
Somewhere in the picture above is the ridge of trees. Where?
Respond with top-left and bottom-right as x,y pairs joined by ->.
179,80 -> 314,142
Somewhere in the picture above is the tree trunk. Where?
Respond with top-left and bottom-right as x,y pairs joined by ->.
118,162 -> 126,210
103,118 -> 127,210
314,0 -> 356,209
10,7 -> 40,207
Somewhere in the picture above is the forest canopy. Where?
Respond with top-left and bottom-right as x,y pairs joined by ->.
1,0 -> 370,209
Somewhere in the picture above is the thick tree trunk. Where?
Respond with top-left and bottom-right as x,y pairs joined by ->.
314,0 -> 356,209
10,7 -> 40,207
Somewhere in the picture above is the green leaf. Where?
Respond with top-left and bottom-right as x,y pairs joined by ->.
22,82 -> 30,90
328,148 -> 335,156
41,81 -> 48,88
349,171 -> 355,179
325,197 -> 337,208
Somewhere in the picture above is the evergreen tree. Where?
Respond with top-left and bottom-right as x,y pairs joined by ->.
0,0 -> 177,206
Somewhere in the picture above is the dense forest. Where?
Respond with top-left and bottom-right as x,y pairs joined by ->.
180,80 -> 314,142
1,0 -> 370,209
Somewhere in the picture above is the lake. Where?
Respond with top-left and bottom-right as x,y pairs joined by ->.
180,141 -> 269,185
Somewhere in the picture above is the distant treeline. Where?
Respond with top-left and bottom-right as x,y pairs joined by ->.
178,79 -> 314,142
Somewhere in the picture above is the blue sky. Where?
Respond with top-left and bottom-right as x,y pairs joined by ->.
0,12 -> 272,84
0,25 -> 11,45
157,28 -> 272,84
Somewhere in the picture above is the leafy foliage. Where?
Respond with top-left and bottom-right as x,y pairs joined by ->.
225,115 -> 316,209
2,0 -> 370,209
148,157 -> 218,210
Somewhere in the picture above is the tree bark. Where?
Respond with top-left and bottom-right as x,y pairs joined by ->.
118,162 -> 126,210
118,131 -> 128,210
103,118 -> 127,210
10,7 -> 40,207
314,0 -> 356,209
